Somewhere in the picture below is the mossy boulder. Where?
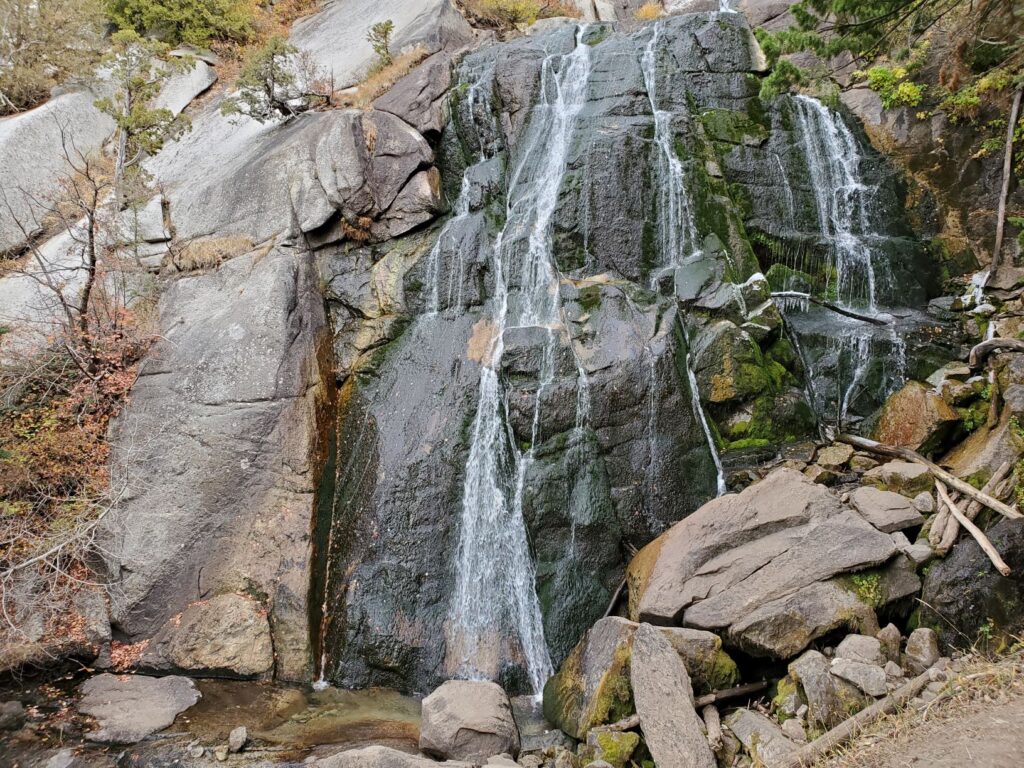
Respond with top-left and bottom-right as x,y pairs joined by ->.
691,321 -> 771,404
542,617 -> 636,740
583,730 -> 641,768
659,627 -> 739,693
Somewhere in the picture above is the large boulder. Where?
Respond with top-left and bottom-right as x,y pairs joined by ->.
79,674 -> 200,744
318,746 -> 470,768
139,594 -> 274,677
874,381 -> 960,455
543,618 -> 636,740
849,487 -> 925,533
630,624 -> 716,768
920,519 -> 1024,649
787,650 -> 871,729
628,469 -> 903,658
100,246 -> 329,681
419,680 -> 521,762
0,88 -> 114,253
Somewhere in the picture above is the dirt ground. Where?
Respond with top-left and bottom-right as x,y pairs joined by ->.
820,652 -> 1024,768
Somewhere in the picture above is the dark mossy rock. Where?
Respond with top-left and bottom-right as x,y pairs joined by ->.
919,519 -> 1024,650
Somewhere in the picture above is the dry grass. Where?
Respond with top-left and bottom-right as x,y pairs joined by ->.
457,0 -> 580,31
634,2 -> 663,21
815,650 -> 1024,767
167,235 -> 254,272
336,45 -> 431,109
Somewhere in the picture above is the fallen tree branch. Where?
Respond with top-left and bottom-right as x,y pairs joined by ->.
936,482 -> 1011,576
694,680 -> 769,708
779,670 -> 932,768
968,338 -> 1024,370
593,714 -> 640,732
837,434 -> 1022,521
771,292 -> 890,325
603,577 -> 627,619
702,704 -> 723,753
937,461 -> 1013,555
990,85 -> 1023,284
928,490 -> 951,547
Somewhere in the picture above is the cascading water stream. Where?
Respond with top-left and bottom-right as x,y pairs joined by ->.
640,23 -> 726,497
781,95 -> 909,426
450,27 -> 593,695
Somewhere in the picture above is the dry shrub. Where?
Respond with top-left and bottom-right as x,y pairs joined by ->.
634,2 -> 663,21
458,0 -> 580,30
272,0 -> 319,26
336,46 -> 430,109
169,234 -> 253,272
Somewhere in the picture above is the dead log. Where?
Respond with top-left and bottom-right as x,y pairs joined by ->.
702,704 -> 723,753
594,714 -> 640,732
928,491 -> 952,547
837,434 -> 1021,521
602,577 -> 627,619
778,671 -> 932,767
693,680 -> 769,708
990,85 -> 1023,283
771,291 -> 890,325
936,482 -> 1011,576
968,338 -> 1024,370
937,461 -> 1013,555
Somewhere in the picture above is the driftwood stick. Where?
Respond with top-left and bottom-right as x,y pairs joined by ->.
936,482 -> 1012,576
968,338 -> 1024,370
593,714 -> 640,732
837,434 -> 1022,521
693,680 -> 769,708
937,461 -> 1013,555
702,704 -> 723,753
991,85 -> 1023,282
603,578 -> 627,619
771,291 -> 889,326
779,671 -> 932,768
928,493 -> 951,547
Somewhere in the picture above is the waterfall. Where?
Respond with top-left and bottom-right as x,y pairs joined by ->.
640,23 -> 726,497
450,26 -> 593,695
792,95 -> 878,312
778,96 -> 910,426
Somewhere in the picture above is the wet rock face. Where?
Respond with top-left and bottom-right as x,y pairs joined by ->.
920,519 -> 1024,650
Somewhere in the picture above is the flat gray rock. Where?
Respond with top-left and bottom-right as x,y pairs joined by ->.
318,746 -> 471,768
851,486 -> 926,532
723,708 -> 798,767
631,624 -> 716,768
154,59 -> 217,116
830,658 -> 887,697
79,674 -> 200,743
834,634 -> 886,666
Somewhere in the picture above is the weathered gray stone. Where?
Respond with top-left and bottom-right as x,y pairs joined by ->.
658,627 -> 739,693
834,634 -> 886,666
290,0 -> 474,89
789,650 -> 871,729
890,531 -> 933,565
373,53 -> 454,136
884,660 -> 905,679
850,487 -> 926,533
0,88 -> 115,253
630,624 -> 716,768
154,59 -> 217,116
79,674 -> 200,743
780,718 -> 806,743
420,680 -> 520,761
912,492 -> 935,514
816,444 -> 854,469
862,462 -> 934,497
630,469 -> 901,659
317,746 -> 464,768
723,709 -> 798,767
228,725 -> 248,753
101,247 -> 328,682
904,628 -> 940,674
140,594 -> 273,677
876,624 -> 902,663
830,658 -> 887,697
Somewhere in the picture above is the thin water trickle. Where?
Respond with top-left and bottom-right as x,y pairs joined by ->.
451,26 -> 594,695
640,23 -> 726,497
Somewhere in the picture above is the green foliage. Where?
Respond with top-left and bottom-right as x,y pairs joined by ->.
0,0 -> 105,115
854,66 -> 924,108
757,56 -> 804,100
222,35 -> 330,123
94,30 -> 187,185
105,0 -> 256,46
367,19 -> 394,68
